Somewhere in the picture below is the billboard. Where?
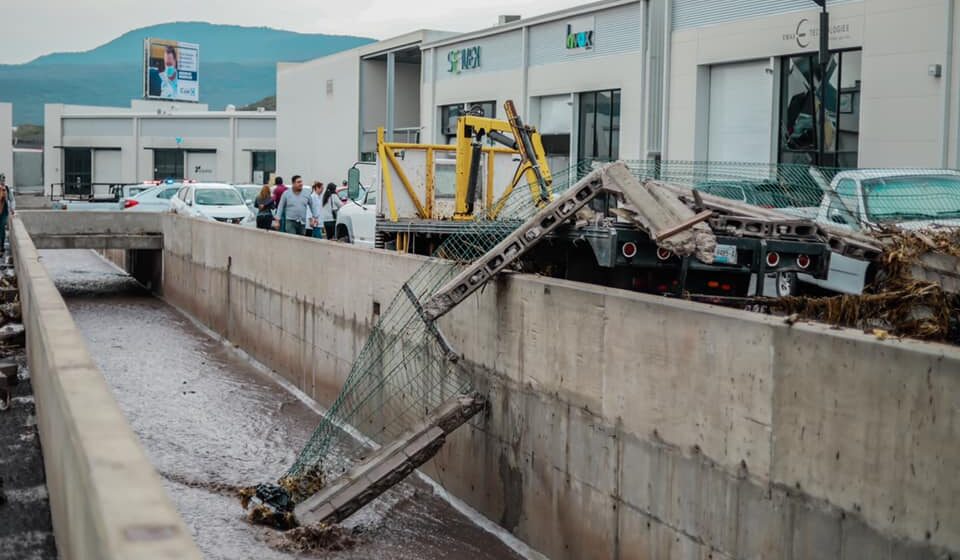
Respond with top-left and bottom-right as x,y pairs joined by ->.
143,38 -> 200,102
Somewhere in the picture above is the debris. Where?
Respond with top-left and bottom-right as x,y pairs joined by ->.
872,328 -> 890,340
0,323 -> 25,347
265,523 -> 357,553
784,313 -> 800,326
768,229 -> 960,342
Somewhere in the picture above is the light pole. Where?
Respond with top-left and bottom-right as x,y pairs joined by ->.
813,0 -> 828,166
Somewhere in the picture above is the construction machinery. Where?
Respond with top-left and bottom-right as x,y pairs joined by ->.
357,100 -> 840,297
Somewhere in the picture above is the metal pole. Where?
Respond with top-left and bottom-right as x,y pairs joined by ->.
386,51 -> 396,142
818,5 -> 829,166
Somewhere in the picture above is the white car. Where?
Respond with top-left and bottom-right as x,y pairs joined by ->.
335,186 -> 377,246
169,182 -> 256,227
121,183 -> 183,212
789,169 -> 960,295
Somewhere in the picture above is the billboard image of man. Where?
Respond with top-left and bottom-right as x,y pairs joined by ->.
144,39 -> 199,102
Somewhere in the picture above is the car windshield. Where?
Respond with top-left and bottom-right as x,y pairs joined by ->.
699,184 -> 747,202
863,175 -> 960,222
195,188 -> 243,206
364,189 -> 377,205
237,187 -> 261,204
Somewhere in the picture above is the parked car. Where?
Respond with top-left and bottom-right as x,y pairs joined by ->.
54,182 -> 159,211
169,182 -> 256,226
335,186 -> 377,246
784,169 -> 960,295
232,184 -> 263,211
120,183 -> 183,212
695,179 -> 822,209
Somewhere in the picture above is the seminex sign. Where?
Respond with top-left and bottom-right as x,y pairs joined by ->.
143,38 -> 200,102
447,45 -> 481,74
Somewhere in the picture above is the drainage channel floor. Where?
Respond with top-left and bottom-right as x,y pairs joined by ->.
41,249 -> 521,560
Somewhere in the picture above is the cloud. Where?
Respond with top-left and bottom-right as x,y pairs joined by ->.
0,0 -> 586,64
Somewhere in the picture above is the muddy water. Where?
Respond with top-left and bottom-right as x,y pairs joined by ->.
40,249 -> 521,560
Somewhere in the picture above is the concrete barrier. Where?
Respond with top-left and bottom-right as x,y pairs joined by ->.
160,214 -> 959,559
11,217 -> 202,560
18,210 -> 163,250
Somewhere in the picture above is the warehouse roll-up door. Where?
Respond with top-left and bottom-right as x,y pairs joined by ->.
707,60 -> 774,164
92,149 -> 122,184
186,151 -> 217,181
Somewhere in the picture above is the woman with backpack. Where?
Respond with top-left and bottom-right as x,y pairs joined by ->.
253,184 -> 275,230
320,182 -> 342,240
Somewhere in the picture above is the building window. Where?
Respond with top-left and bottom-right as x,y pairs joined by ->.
153,149 -> 184,180
63,148 -> 92,195
251,150 -> 276,184
440,101 -> 496,142
779,49 -> 861,167
577,89 -> 621,164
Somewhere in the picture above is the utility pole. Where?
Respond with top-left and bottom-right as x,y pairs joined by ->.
813,0 -> 828,166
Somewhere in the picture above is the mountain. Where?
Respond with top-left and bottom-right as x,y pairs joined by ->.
0,22 -> 374,125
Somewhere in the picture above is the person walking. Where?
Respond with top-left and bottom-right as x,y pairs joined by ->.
309,182 -> 325,238
0,178 -> 15,256
275,175 -> 317,236
320,182 -> 342,240
253,184 -> 275,230
271,176 -> 288,231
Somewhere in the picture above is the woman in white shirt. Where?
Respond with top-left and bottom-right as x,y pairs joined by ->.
320,182 -> 343,240
309,182 -> 324,238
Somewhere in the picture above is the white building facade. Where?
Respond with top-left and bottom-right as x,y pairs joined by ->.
44,100 -> 276,195
665,0 -> 960,168
420,0 -> 664,175
276,0 -> 960,183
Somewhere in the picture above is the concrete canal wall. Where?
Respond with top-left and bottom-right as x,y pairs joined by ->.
11,217 -> 202,560
157,214 -> 959,560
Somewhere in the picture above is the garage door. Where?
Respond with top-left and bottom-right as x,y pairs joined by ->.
707,60 -> 774,164
93,149 -> 122,184
186,151 -> 217,181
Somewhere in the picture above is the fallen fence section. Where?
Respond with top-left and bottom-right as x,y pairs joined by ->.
294,393 -> 485,526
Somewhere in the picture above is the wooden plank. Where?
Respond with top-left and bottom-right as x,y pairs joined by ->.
655,210 -> 713,242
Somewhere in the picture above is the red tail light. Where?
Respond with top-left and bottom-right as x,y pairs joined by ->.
656,248 -> 672,261
707,280 -> 720,288
123,199 -> 139,209
766,252 -> 780,267
796,254 -> 811,269
621,242 -> 638,259
656,284 -> 668,292
721,283 -> 732,291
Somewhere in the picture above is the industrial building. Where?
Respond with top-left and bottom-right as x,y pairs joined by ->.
43,100 -> 276,196
276,0 -> 960,183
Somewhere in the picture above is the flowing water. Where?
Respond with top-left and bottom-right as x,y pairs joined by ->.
41,249 -> 522,560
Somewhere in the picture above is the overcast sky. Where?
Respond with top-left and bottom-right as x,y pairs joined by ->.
0,0 -> 587,64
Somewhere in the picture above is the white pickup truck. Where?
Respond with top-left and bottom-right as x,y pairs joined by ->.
782,169 -> 960,295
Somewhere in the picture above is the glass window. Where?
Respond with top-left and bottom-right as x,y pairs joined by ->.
64,148 -> 92,195
154,149 -> 184,180
779,50 -> 860,166
251,151 -> 276,183
158,187 -> 179,200
577,89 -> 621,164
440,101 -> 497,142
194,188 -> 243,206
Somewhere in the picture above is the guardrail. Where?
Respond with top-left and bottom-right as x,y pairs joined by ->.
10,217 -> 201,559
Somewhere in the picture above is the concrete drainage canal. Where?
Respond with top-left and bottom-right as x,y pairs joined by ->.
40,249 -> 522,560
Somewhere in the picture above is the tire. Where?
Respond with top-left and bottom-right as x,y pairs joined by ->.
775,271 -> 797,297
336,225 -> 351,243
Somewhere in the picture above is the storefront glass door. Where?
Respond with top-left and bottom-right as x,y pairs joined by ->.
779,49 -> 861,167
153,149 -> 184,181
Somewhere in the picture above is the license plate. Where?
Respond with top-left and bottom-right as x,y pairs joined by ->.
713,244 -> 737,265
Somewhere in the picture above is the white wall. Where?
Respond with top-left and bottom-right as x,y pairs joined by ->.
0,103 -> 12,187
666,0 -> 960,168
277,51 -> 360,184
